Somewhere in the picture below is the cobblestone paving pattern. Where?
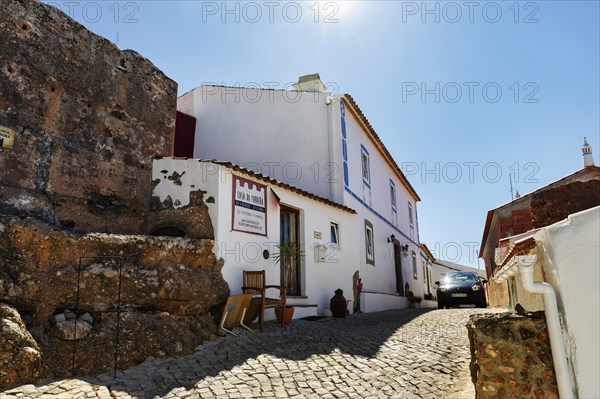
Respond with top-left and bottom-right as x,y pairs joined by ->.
2,308 -> 501,399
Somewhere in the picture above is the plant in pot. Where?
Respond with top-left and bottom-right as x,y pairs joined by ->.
271,241 -> 304,324
407,290 -> 416,308
415,296 -> 422,308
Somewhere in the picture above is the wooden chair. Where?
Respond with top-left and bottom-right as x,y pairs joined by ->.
242,270 -> 286,332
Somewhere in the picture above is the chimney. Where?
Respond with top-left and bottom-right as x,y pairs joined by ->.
293,73 -> 327,92
582,137 -> 595,167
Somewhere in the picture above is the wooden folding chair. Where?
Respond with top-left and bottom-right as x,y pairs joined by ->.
242,270 -> 286,332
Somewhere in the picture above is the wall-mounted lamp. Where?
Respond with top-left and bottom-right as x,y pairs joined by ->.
387,234 -> 396,243
401,244 -> 409,253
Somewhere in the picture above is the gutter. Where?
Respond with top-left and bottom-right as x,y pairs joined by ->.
494,252 -> 575,398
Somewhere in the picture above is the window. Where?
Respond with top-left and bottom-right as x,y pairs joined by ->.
408,202 -> 414,227
366,227 -> 374,259
330,222 -> 340,245
364,219 -> 374,265
361,146 -> 370,186
415,204 -> 420,242
340,103 -> 349,186
390,180 -> 397,211
412,252 -> 417,280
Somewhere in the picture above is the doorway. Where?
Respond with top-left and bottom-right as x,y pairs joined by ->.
280,206 -> 301,296
394,241 -> 404,296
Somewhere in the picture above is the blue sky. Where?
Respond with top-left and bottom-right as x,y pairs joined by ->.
44,1 -> 599,267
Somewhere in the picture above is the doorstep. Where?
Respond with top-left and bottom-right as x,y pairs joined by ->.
285,302 -> 318,319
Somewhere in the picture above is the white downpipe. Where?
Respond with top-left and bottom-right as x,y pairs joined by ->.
517,257 -> 574,398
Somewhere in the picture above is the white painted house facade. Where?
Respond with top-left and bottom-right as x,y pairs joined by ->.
492,206 -> 600,398
153,158 -> 358,319
175,74 -> 429,314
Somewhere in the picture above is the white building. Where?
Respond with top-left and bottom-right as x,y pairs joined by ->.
493,206 -> 600,399
429,258 -> 487,301
431,259 -> 487,284
153,158 -> 358,318
175,74 -> 427,314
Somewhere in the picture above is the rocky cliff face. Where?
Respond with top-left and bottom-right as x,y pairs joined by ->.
0,215 -> 229,380
0,303 -> 41,385
0,0 -> 177,234
0,0 -> 229,387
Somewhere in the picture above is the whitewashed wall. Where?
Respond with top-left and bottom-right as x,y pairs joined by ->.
537,206 -> 600,399
175,85 -> 425,312
431,260 -> 487,285
152,158 -> 359,320
340,100 -> 423,300
178,86 -> 334,200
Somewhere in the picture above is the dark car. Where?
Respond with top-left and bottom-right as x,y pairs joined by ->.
435,271 -> 487,309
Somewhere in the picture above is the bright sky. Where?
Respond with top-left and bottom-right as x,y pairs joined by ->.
43,0 -> 599,267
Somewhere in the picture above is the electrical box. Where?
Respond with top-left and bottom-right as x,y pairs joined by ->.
314,244 -> 327,263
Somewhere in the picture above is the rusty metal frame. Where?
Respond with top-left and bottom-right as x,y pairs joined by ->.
72,256 -> 123,379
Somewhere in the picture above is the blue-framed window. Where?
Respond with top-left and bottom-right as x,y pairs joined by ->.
390,180 -> 397,212
340,103 -> 349,186
330,222 -> 340,245
361,145 -> 370,187
412,251 -> 417,279
364,219 -> 375,265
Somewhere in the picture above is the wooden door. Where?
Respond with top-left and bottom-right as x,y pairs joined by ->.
280,206 -> 301,296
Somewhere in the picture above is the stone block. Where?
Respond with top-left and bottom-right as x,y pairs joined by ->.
0,303 -> 41,385
467,312 -> 558,399
0,0 -> 177,234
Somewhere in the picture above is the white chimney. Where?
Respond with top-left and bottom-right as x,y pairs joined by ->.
293,73 -> 327,92
582,137 -> 595,167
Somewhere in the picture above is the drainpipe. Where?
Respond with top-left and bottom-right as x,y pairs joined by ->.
517,256 -> 574,398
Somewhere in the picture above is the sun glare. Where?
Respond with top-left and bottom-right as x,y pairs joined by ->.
311,1 -> 362,24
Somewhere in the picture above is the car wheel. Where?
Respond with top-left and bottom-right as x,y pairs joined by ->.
437,300 -> 444,309
476,302 -> 487,308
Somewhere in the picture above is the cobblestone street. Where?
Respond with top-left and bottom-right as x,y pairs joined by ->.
2,308 -> 498,399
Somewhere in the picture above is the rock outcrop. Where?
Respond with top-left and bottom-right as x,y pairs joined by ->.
0,215 -> 229,378
0,0 -> 230,385
467,312 -> 559,399
0,0 -> 177,234
0,303 -> 41,386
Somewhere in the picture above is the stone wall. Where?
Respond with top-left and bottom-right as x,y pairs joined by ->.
0,215 -> 229,382
531,180 -> 600,229
467,312 -> 558,399
486,280 -> 510,309
0,0 -> 229,387
0,0 -> 177,234
0,303 -> 41,386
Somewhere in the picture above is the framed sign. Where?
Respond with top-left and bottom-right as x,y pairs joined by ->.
232,175 -> 267,236
0,125 -> 16,150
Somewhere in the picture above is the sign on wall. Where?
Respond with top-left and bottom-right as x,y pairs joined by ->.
0,125 -> 16,150
232,175 -> 267,236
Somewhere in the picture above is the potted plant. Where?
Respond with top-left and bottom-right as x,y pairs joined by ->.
271,241 -> 304,324
415,296 -> 422,308
274,305 -> 295,325
407,290 -> 415,308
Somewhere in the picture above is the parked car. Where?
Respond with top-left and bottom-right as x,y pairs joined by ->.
435,271 -> 487,309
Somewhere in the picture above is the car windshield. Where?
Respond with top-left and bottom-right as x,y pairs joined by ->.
444,272 -> 478,283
